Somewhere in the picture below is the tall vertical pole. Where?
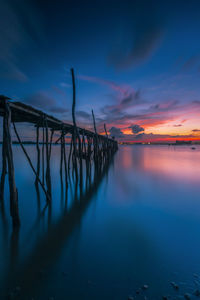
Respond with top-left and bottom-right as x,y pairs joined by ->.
4,100 -> 20,227
68,134 -> 73,173
45,119 -> 51,200
60,131 -> 64,188
71,68 -> 82,183
92,109 -> 99,169
42,117 -> 45,185
49,129 -> 54,160
104,123 -> 108,138
0,111 -> 7,202
35,124 -> 40,187
63,133 -> 68,191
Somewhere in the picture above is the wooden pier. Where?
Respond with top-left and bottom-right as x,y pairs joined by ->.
0,69 -> 118,228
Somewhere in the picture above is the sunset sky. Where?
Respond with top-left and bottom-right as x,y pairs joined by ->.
1,0 -> 200,142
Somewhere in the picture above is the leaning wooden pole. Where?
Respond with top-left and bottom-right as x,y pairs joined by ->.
4,102 -> 20,227
13,122 -> 50,202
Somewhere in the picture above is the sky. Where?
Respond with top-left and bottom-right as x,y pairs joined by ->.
1,0 -> 200,142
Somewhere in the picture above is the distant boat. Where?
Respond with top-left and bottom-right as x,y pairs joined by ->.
191,147 -> 196,150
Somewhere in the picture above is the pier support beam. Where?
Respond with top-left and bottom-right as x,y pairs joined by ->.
63,134 -> 68,189
60,131 -> 64,187
42,119 -> 45,185
45,119 -> 51,200
35,124 -> 40,187
71,68 -> 79,181
0,80 -> 118,227
13,122 -> 50,203
0,114 -> 7,202
3,100 -> 20,227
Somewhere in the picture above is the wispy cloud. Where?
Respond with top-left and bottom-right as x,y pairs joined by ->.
78,74 -> 127,95
0,0 -> 43,81
78,73 -> 200,142
24,91 -> 69,114
76,110 -> 91,119
108,0 -> 165,70
181,54 -> 200,72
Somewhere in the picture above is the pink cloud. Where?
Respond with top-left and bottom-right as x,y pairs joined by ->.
78,74 -> 128,95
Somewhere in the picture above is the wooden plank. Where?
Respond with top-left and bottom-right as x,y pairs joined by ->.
0,99 -> 114,142
4,103 -> 20,227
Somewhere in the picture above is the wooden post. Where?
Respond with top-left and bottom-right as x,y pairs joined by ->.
0,112 -> 7,202
60,131 -> 64,187
42,118 -> 45,185
0,96 -> 10,202
104,123 -> 108,138
45,119 -> 51,200
35,124 -> 40,187
92,109 -> 99,168
4,101 -> 20,227
68,134 -> 73,173
49,129 -> 54,160
63,133 -> 68,190
71,68 -> 81,181
77,128 -> 83,187
82,134 -> 87,160
13,122 -> 50,202
92,109 -> 97,134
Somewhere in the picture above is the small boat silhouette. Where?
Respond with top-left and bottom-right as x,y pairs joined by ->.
191,147 -> 196,150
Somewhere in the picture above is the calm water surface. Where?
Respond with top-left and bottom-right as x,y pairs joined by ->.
1,145 -> 200,299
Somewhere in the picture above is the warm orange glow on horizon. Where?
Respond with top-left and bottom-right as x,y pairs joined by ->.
122,128 -> 133,135
123,137 -> 200,143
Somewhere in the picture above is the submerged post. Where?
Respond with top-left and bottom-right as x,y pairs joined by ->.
62,133 -> 68,190
1,98 -> 20,227
0,75 -> 118,227
0,97 -> 8,202
71,68 -> 83,183
92,109 -> 100,168
60,130 -> 64,187
45,118 -> 51,200
35,124 -> 40,187
13,122 -> 51,202
42,118 -> 45,185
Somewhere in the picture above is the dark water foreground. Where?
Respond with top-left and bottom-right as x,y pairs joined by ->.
1,145 -> 200,300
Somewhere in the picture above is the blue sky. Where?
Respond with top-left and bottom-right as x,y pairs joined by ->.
1,0 -> 200,141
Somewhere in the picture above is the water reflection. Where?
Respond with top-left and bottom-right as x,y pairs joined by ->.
0,147 -> 114,299
1,145 -> 200,299
119,145 -> 200,182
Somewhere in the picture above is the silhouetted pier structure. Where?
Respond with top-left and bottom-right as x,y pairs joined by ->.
0,69 -> 118,228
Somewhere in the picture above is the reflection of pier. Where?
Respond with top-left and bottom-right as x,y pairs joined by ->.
1,150 -> 114,299
0,69 -> 118,227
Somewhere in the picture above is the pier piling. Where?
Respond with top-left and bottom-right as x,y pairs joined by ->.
0,69 -> 118,227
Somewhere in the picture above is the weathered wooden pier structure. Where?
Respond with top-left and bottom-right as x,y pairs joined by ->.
0,69 -> 118,228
